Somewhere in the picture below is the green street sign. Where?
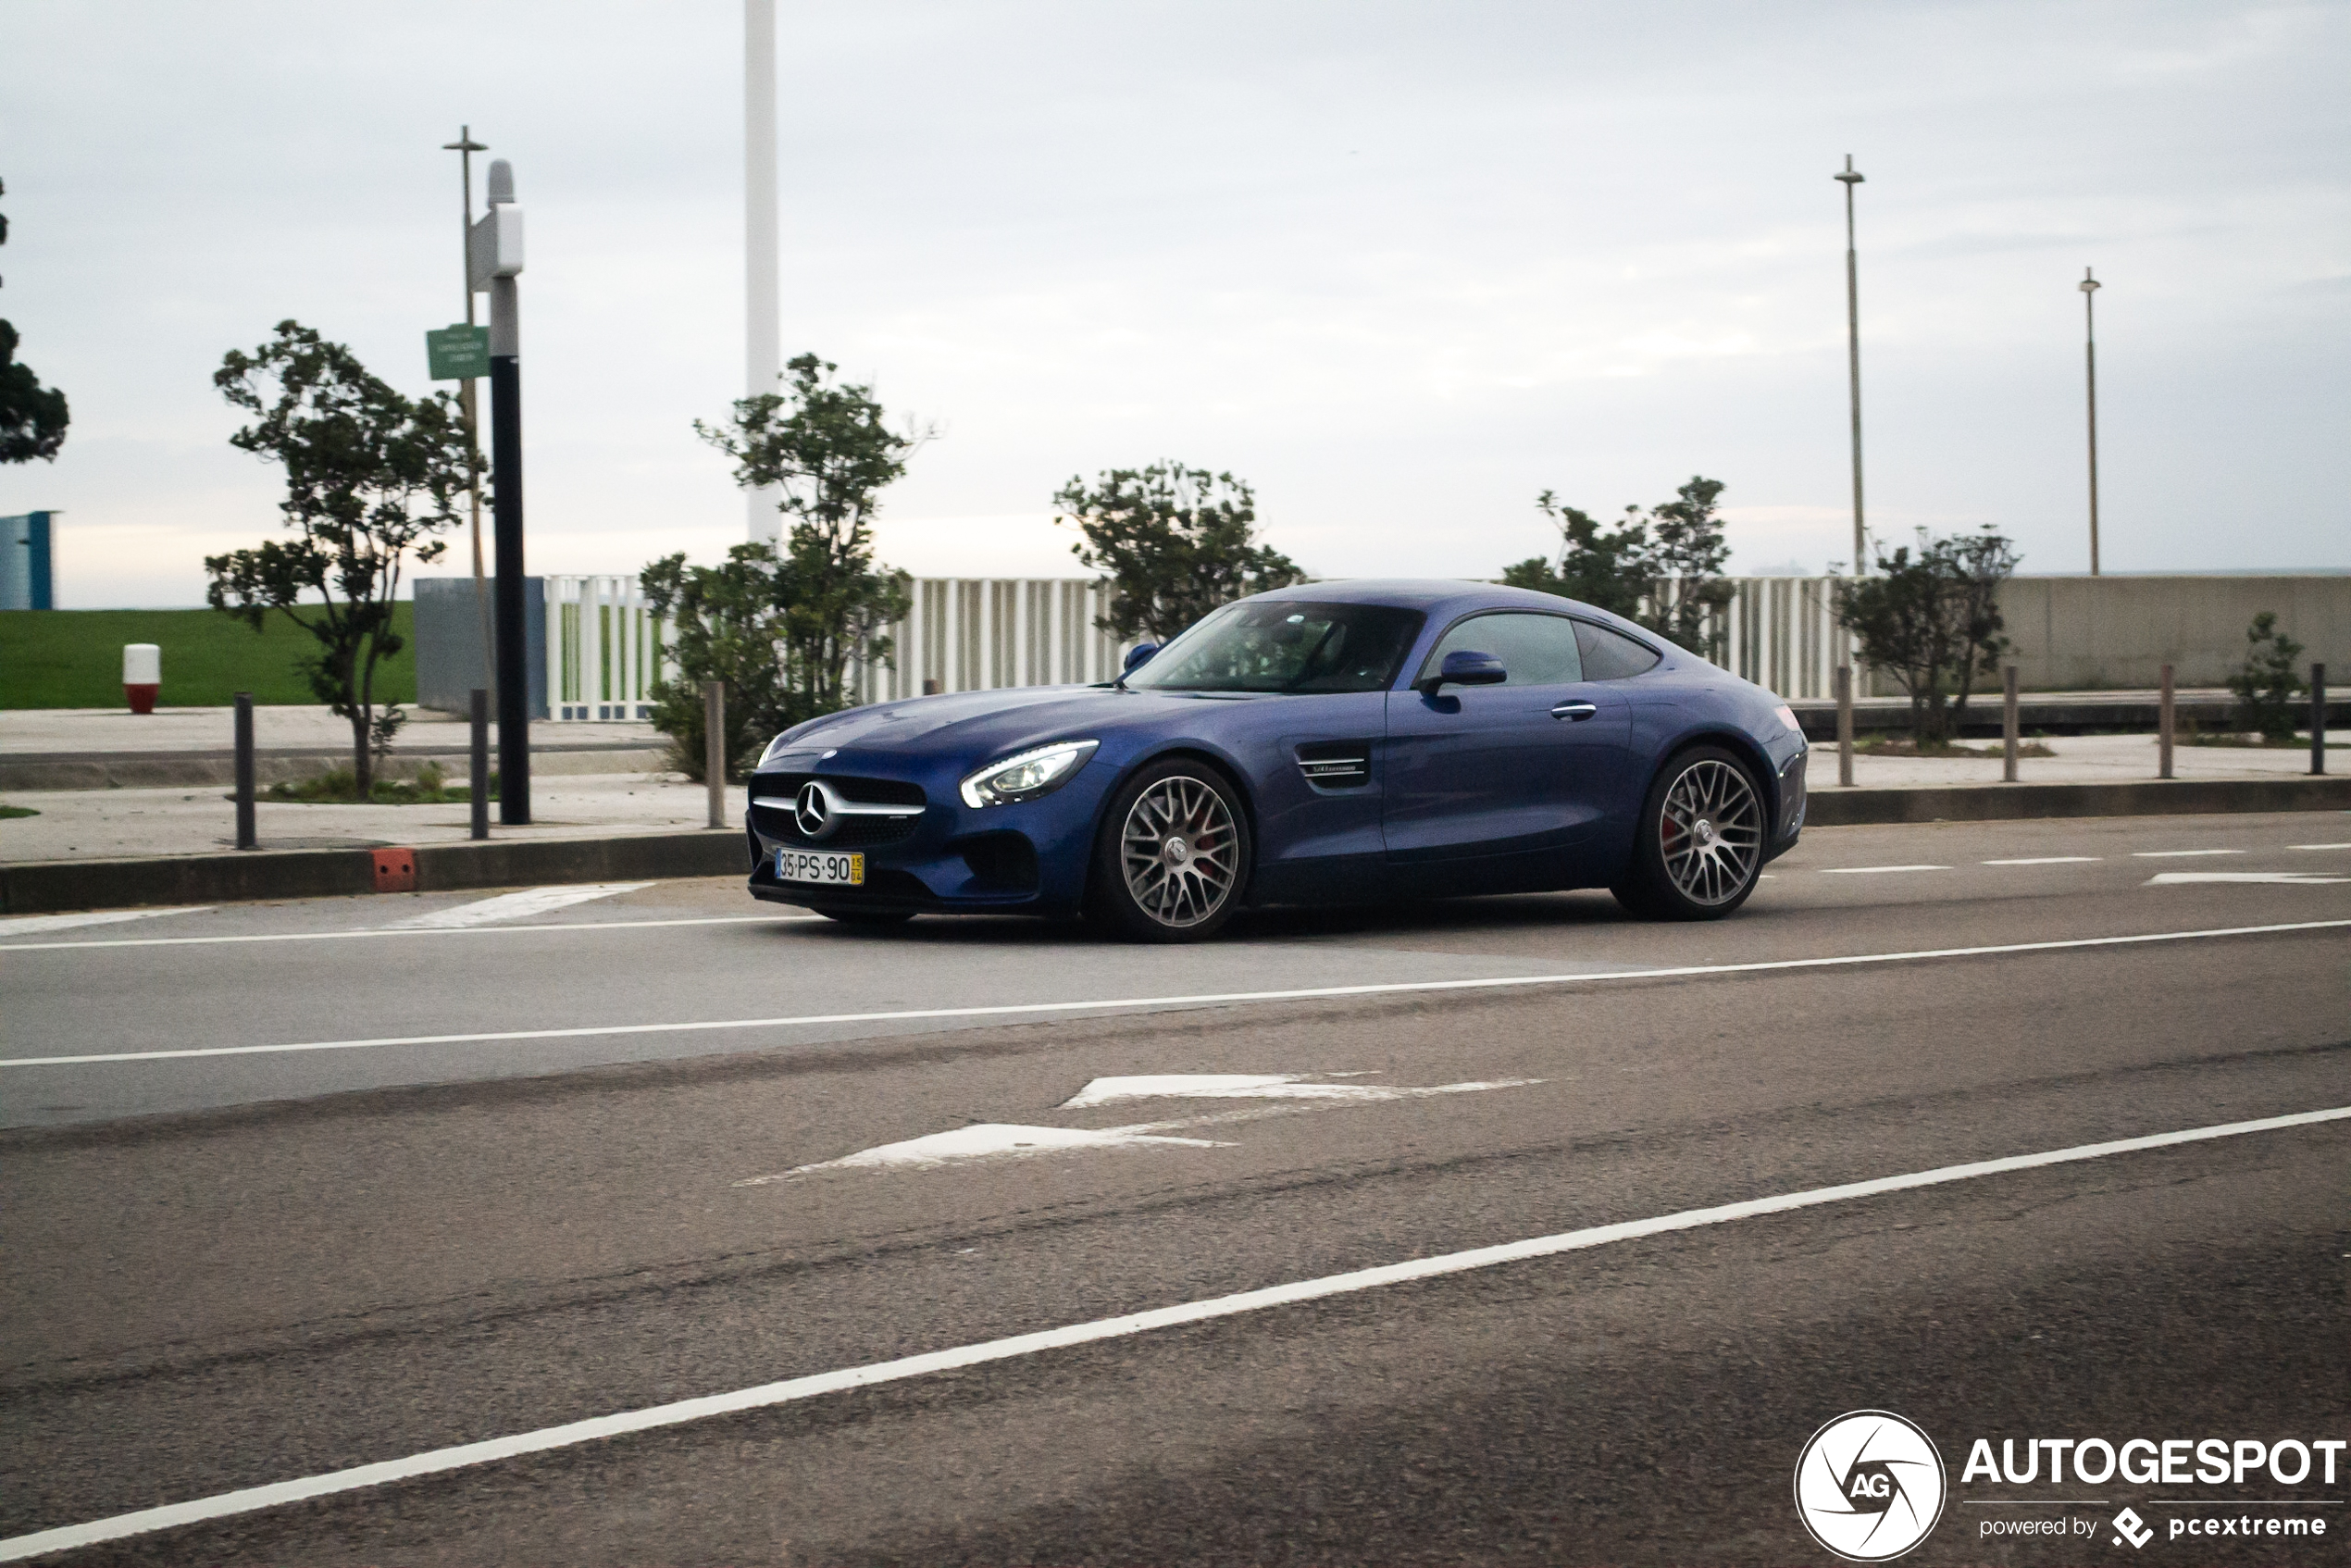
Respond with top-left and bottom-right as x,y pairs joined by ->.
426,324 -> 491,381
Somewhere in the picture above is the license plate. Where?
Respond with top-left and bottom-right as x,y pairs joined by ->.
775,848 -> 865,886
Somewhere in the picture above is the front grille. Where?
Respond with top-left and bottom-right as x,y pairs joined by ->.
751,771 -> 927,849
756,810 -> 920,850
753,772 -> 926,807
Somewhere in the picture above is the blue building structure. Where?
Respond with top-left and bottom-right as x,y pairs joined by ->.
0,511 -> 57,610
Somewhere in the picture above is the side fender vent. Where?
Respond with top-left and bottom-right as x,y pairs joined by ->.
1294,740 -> 1373,789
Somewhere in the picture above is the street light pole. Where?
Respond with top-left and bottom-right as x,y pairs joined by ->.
1835,156 -> 1867,576
440,127 -> 493,688
2081,267 -> 2102,576
744,0 -> 782,545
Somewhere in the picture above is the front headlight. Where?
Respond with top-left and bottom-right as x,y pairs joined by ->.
959,740 -> 1100,807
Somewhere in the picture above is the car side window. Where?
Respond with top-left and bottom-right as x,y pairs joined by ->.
1574,620 -> 1662,679
1417,613 -> 1583,686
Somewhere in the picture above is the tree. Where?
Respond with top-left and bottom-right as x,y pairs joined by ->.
1502,495 -> 1648,619
639,544 -> 797,782
1504,475 -> 1735,655
2227,611 -> 2306,740
1054,462 -> 1304,644
692,354 -> 917,720
0,177 -> 71,465
205,321 -> 472,795
1833,529 -> 2021,745
648,355 -> 918,778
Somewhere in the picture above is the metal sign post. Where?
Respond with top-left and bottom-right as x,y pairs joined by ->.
473,158 -> 530,824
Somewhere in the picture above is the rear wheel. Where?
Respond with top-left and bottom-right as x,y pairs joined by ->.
1611,745 -> 1765,921
1091,758 -> 1252,942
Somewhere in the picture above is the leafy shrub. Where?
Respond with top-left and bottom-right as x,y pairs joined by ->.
2227,612 -> 2305,740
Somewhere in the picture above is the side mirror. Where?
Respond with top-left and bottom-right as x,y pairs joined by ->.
1416,649 -> 1506,694
1122,642 -> 1161,674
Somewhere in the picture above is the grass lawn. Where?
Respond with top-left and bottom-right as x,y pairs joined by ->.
0,604 -> 416,708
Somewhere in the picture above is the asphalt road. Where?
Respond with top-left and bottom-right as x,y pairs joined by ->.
1,810 -> 2345,1565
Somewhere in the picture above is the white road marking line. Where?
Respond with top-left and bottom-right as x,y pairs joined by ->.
390,882 -> 655,929
1983,857 -> 2100,866
1819,865 -> 1950,875
2133,849 -> 2245,858
0,914 -> 817,953
2291,842 -> 2351,851
758,1077 -> 1546,1180
2146,872 -> 2349,887
7,1105 -> 2344,1564
6,918 -> 2345,1070
0,905 -> 212,937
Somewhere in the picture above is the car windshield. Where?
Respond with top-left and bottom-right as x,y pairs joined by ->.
1126,602 -> 1426,693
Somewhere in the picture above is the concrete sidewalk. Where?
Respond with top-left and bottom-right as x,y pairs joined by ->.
0,705 -> 666,790
0,773 -> 716,863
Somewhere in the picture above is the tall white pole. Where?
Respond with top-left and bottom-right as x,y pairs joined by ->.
2081,267 -> 2102,575
744,0 -> 782,544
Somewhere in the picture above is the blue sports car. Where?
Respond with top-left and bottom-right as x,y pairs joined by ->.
745,579 -> 1807,940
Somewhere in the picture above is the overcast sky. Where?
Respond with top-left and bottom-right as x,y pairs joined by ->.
2,0 -> 2345,606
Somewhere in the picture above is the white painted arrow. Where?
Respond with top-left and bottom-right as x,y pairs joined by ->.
777,1122 -> 1232,1175
745,1074 -> 1545,1184
1060,1072 -> 1518,1108
2146,872 -> 2348,886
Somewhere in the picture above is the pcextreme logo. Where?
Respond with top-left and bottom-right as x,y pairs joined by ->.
1795,1410 -> 1949,1562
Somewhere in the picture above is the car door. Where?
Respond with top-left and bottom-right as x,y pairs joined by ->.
1381,610 -> 1632,870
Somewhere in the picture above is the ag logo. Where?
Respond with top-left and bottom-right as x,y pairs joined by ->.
1794,1410 -> 1947,1561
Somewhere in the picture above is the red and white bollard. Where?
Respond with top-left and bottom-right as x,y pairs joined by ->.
123,642 -> 160,714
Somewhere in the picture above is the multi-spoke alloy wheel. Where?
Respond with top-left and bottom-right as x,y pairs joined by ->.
1613,745 -> 1766,921
1095,761 -> 1252,941
1659,757 -> 1762,905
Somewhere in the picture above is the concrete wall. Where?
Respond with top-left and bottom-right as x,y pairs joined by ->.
1996,576 -> 2349,690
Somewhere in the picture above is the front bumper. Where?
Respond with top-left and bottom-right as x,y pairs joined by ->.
743,761 -> 1109,915
1763,746 -> 1806,863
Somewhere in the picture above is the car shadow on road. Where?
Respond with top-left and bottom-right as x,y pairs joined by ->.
767,890 -> 1633,951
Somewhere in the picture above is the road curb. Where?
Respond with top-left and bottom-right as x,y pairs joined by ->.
3,777 -> 2344,914
0,830 -> 751,915
1803,774 -> 2351,827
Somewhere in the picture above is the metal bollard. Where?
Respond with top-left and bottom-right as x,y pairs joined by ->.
469,688 -> 491,841
2158,663 -> 2174,780
2315,663 -> 2329,777
704,679 -> 727,829
1835,665 -> 1855,787
2001,665 -> 2020,782
233,692 -> 257,851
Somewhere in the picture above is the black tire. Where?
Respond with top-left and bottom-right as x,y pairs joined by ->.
1089,756 -> 1253,943
813,906 -> 916,927
1611,744 -> 1766,921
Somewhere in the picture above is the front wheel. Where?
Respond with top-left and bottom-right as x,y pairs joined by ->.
1611,745 -> 1765,921
1090,758 -> 1253,942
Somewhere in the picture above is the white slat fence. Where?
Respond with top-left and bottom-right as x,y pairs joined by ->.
538,575 -> 1847,721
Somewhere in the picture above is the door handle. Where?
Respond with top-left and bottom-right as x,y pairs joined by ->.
1550,702 -> 1598,721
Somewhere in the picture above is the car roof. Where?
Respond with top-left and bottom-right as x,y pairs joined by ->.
1251,577 -> 1630,628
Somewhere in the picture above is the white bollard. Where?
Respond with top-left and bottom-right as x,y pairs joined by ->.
122,643 -> 161,715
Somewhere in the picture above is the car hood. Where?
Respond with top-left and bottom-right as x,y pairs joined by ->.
766,685 -> 1230,769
